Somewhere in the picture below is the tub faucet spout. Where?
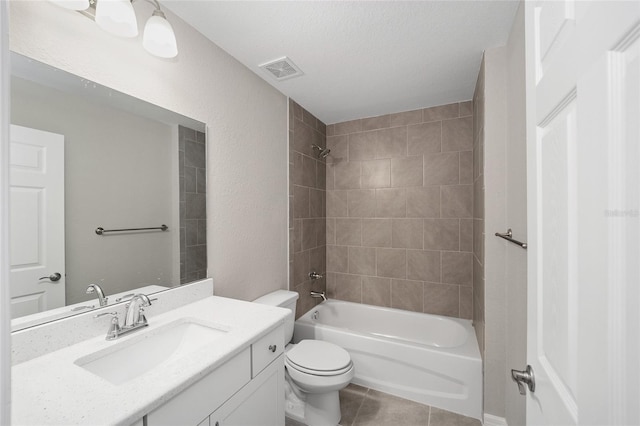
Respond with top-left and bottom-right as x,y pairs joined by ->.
310,291 -> 326,302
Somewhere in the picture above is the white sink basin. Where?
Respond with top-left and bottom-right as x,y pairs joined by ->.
75,318 -> 228,385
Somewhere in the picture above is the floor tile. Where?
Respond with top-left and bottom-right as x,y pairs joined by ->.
287,385 -> 478,426
428,407 -> 482,426
352,389 -> 430,426
339,384 -> 368,425
285,416 -> 306,426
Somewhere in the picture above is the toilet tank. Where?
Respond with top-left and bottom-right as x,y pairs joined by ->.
253,290 -> 299,343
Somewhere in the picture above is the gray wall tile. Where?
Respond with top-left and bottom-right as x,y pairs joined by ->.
391,156 -> 424,187
326,101 -> 473,318
289,103 -> 327,317
407,122 -> 441,155
442,251 -> 473,285
361,159 -> 391,189
391,219 -> 423,249
407,249 -> 441,282
423,104 -> 459,122
376,248 -> 406,279
423,218 -> 460,251
441,185 -> 473,218
362,219 -> 392,248
375,127 -> 407,159
442,117 -> 473,152
391,279 -> 424,312
348,246 -> 376,276
348,189 -> 376,218
375,188 -> 407,217
362,276 -> 391,307
424,152 -> 460,186
335,218 -> 362,246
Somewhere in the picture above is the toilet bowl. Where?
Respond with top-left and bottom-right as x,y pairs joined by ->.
253,290 -> 354,426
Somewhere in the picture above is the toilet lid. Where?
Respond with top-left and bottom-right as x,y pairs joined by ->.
285,340 -> 352,373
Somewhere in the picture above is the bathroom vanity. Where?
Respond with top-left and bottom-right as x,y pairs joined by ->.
11,291 -> 288,425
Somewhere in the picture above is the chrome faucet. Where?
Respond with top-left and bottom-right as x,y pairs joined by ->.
95,294 -> 153,340
123,294 -> 153,328
310,291 -> 327,302
86,283 -> 108,307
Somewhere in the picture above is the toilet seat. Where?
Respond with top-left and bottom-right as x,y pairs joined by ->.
285,340 -> 352,376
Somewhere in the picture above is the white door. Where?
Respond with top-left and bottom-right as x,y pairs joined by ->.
525,1 -> 640,425
10,124 -> 65,318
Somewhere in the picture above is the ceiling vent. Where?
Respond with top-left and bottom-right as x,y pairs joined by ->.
259,57 -> 303,81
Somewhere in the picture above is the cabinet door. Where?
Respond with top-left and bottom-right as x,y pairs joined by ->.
196,417 -> 210,426
146,348 -> 251,426
213,354 -> 284,426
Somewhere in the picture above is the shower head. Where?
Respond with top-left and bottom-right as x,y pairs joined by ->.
311,144 -> 331,159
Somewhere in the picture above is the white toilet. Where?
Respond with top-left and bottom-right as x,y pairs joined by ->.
253,290 -> 354,426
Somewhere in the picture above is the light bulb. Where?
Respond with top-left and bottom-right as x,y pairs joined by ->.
143,11 -> 178,58
48,0 -> 90,11
95,0 -> 138,38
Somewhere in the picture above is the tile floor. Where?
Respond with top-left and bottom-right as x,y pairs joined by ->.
285,384 -> 482,426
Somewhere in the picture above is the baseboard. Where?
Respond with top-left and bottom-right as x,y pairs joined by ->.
483,413 -> 508,426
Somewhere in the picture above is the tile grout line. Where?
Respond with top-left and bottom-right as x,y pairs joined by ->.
350,386 -> 370,426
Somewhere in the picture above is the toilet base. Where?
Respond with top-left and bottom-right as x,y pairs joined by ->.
285,379 -> 306,423
285,374 -> 343,426
305,391 -> 341,426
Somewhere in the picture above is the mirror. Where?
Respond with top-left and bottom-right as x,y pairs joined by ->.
9,52 -> 207,331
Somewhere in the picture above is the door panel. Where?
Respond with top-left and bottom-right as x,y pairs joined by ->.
9,124 -> 65,318
526,1 -> 640,425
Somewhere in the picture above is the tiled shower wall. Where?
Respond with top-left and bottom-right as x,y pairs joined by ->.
325,102 -> 474,319
472,60 -> 486,354
289,100 -> 327,318
179,125 -> 207,284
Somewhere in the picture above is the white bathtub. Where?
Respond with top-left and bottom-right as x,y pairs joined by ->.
293,300 -> 482,420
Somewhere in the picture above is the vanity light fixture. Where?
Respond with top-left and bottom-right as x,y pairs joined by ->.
95,0 -> 138,37
142,5 -> 178,58
95,0 -> 138,38
48,0 -> 178,58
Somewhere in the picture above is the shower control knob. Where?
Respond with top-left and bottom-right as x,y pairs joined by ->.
269,344 -> 277,353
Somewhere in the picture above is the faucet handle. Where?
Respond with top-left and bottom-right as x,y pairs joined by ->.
94,312 -> 121,340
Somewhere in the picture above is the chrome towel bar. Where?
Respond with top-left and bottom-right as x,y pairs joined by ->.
495,229 -> 527,249
95,224 -> 168,235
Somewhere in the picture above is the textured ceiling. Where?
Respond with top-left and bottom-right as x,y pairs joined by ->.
165,1 -> 519,124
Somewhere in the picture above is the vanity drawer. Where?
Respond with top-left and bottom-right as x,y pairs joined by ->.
251,325 -> 284,377
147,348 -> 251,426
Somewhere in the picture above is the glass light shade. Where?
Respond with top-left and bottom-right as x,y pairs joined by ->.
143,13 -> 178,58
95,0 -> 138,38
48,0 -> 90,10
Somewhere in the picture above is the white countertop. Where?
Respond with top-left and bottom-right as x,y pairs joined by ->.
11,296 -> 289,425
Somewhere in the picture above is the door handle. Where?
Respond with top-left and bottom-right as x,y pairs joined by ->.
39,272 -> 62,282
511,365 -> 535,395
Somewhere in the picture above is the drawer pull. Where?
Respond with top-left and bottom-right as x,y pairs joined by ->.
268,344 -> 277,353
